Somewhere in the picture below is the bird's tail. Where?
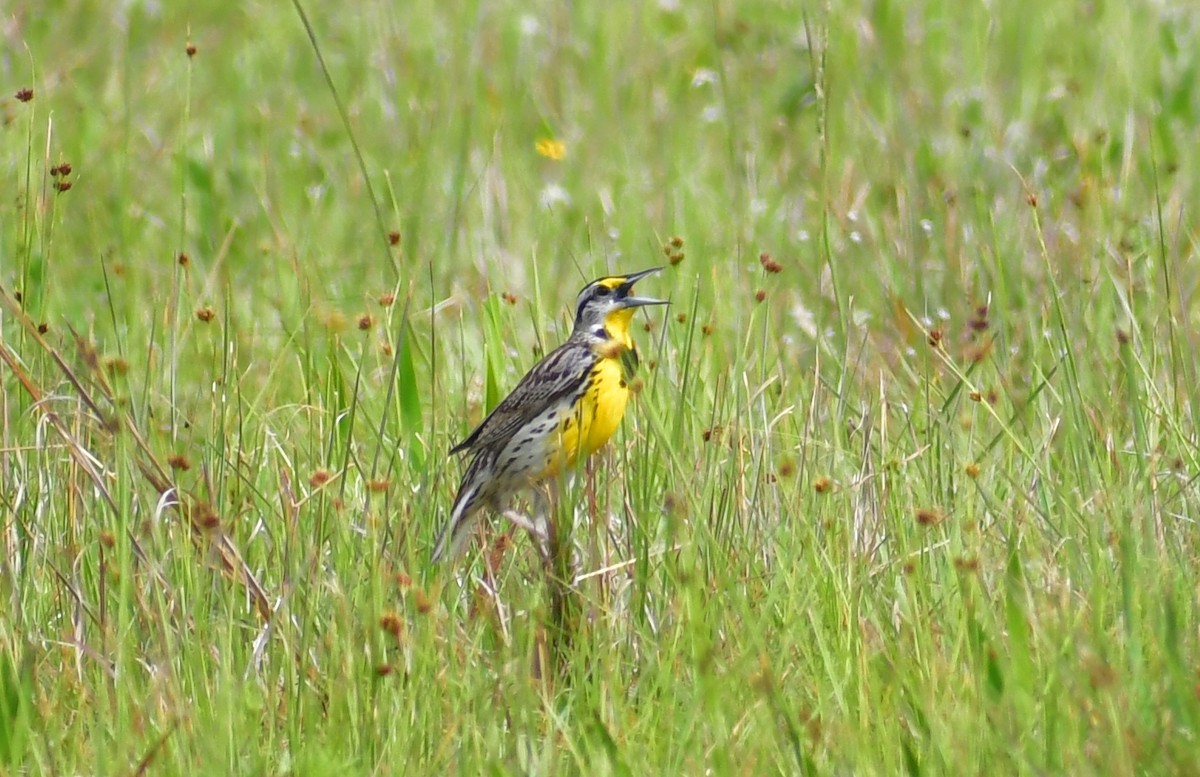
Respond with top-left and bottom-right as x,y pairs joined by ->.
432,454 -> 491,562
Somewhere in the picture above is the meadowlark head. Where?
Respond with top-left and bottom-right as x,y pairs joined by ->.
573,267 -> 668,339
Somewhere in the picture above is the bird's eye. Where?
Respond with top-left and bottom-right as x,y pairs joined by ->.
594,286 -> 612,297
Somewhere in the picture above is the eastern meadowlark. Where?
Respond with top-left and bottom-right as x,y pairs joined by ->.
432,267 -> 668,562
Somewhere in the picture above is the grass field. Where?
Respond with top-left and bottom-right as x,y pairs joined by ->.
3,0 -> 1200,773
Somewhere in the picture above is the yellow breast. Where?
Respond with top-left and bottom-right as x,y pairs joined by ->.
540,347 -> 633,479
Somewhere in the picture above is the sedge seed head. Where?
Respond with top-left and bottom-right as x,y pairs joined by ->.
915,507 -> 945,526
379,612 -> 404,641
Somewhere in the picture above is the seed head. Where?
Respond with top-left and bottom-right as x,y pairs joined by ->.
915,507 -> 945,526
379,612 -> 404,641
759,252 -> 782,273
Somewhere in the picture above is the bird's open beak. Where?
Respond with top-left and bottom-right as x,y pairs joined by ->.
616,267 -> 669,308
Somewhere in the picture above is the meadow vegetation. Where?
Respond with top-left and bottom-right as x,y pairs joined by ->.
2,0 -> 1199,773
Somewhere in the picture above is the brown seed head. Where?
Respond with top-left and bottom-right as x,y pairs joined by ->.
177,252 -> 190,267
54,180 -> 72,193
197,504 -> 221,531
388,230 -> 401,245
379,612 -> 404,641
759,252 -> 782,273
598,340 -> 626,360
196,307 -> 215,323
953,556 -> 980,573
186,42 -> 198,57
813,476 -> 832,494
413,589 -> 433,614
37,322 -> 49,334
167,454 -> 191,471
701,323 -> 714,336
915,507 -> 944,526
378,291 -> 395,307
358,313 -> 373,331
777,459 -> 796,478
965,462 -> 981,478
501,291 -> 518,306
663,237 -> 685,265
309,469 -> 332,487
15,88 -> 33,102
755,289 -> 766,303
367,478 -> 389,493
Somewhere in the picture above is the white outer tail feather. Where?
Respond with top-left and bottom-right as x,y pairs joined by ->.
432,483 -> 478,562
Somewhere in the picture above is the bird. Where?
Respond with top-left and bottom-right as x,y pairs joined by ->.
432,267 -> 668,562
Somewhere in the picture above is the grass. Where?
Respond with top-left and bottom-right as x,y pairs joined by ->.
3,0 -> 1200,773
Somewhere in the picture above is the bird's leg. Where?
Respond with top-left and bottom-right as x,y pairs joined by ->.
585,454 -> 598,523
502,506 -> 550,564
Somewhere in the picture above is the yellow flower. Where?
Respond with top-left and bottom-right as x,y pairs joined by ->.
535,137 -> 566,160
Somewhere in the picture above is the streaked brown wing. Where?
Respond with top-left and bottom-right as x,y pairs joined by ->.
449,338 -> 592,455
